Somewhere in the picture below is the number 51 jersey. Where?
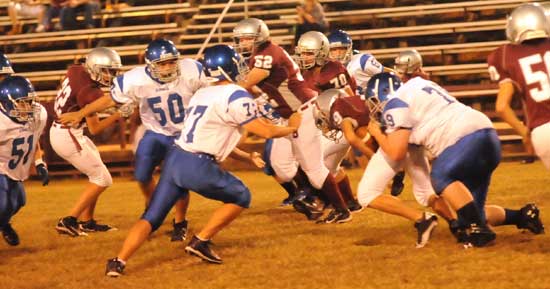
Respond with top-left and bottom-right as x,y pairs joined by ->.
0,105 -> 48,181
111,59 -> 207,136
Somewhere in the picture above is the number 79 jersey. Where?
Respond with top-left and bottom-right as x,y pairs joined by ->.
111,58 -> 207,136
0,105 -> 48,181
175,84 -> 258,162
487,40 -> 550,130
383,77 -> 492,158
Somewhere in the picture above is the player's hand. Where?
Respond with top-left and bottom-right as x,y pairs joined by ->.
118,102 -> 135,118
35,163 -> 49,186
367,120 -> 382,137
288,112 -> 302,131
58,111 -> 84,128
249,152 -> 265,169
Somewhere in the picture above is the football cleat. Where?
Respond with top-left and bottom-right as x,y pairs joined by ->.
56,216 -> 87,237
79,219 -> 117,232
390,171 -> 405,197
185,235 -> 222,264
105,258 -> 125,277
448,219 -> 467,243
347,199 -> 364,213
464,223 -> 496,248
316,208 -> 352,224
1,223 -> 20,246
414,212 -> 438,248
517,203 -> 545,234
170,219 -> 188,242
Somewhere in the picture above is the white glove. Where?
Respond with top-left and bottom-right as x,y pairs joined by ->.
118,102 -> 136,118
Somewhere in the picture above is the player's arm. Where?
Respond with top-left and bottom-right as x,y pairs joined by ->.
230,147 -> 265,168
243,112 -> 301,139
238,67 -> 270,91
33,143 -> 49,186
59,95 -> 117,126
85,111 -> 121,135
367,120 -> 410,162
495,82 -> 529,138
341,119 -> 375,158
383,66 -> 396,74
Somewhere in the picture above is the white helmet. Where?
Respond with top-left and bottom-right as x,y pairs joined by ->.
506,3 -> 550,44
295,31 -> 330,70
85,47 -> 122,86
394,49 -> 423,75
314,88 -> 348,141
233,18 -> 270,57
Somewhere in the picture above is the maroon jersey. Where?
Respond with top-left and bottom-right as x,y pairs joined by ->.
53,65 -> 103,122
249,41 -> 316,118
487,39 -> 550,129
330,94 -> 369,130
303,60 -> 357,93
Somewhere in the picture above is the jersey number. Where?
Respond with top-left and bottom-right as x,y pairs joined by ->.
254,55 -> 273,69
185,105 -> 207,143
147,93 -> 185,126
9,136 -> 34,170
55,78 -> 72,116
422,86 -> 455,104
329,74 -> 348,88
519,52 -> 550,102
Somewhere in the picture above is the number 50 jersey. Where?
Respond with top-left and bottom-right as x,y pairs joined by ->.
111,58 -> 207,136
0,105 -> 47,181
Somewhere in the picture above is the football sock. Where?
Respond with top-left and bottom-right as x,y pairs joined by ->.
280,181 -> 297,197
503,209 -> 521,226
337,175 -> 354,203
321,174 -> 347,210
456,202 -> 484,227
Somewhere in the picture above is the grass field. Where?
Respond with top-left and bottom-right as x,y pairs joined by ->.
1,161 -> 549,289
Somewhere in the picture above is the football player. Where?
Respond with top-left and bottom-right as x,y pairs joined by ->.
0,52 -> 14,82
105,44 -> 301,277
51,47 -> 122,237
366,64 -> 545,247
488,3 -> 550,169
327,29 -> 405,197
295,31 -> 362,215
0,76 -> 49,246
58,39 -> 209,241
234,18 -> 351,223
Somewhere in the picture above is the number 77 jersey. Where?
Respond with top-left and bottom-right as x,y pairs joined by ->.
0,105 -> 48,181
487,40 -> 550,130
111,58 -> 207,136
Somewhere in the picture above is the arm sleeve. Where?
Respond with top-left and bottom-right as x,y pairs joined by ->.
383,98 -> 414,133
487,47 -> 511,84
226,90 -> 259,126
110,74 -> 135,104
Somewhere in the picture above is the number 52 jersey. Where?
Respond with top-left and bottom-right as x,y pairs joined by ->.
111,58 -> 207,136
0,105 -> 48,181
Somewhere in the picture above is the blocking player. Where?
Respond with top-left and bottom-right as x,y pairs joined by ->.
0,76 -> 49,246
105,44 -> 301,277
52,47 -> 122,237
233,18 -> 351,223
488,3 -> 550,169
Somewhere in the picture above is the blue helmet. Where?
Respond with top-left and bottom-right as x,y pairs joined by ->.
327,30 -> 353,63
365,72 -> 402,122
0,76 -> 40,123
0,52 -> 14,75
203,45 -> 247,82
145,39 -> 180,82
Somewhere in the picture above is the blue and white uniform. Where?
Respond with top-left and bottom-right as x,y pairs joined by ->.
111,59 -> 207,182
142,84 -> 259,231
346,53 -> 384,97
0,105 -> 47,226
382,77 -> 500,218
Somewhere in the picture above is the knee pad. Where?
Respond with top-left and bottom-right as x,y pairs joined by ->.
303,166 -> 329,189
357,174 -> 385,207
89,165 -> 113,187
225,181 -> 251,208
141,211 -> 163,232
271,163 -> 298,183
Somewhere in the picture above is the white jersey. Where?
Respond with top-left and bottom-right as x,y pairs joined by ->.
111,58 -> 207,136
347,53 -> 384,94
383,77 -> 492,158
0,105 -> 47,181
175,84 -> 258,162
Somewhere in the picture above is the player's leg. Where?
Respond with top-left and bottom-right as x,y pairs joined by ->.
432,128 -> 500,247
0,176 -> 23,246
531,122 -> 550,169
134,130 -> 163,204
322,137 -> 360,210
106,150 -> 188,277
293,105 -> 349,223
269,136 -> 301,205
